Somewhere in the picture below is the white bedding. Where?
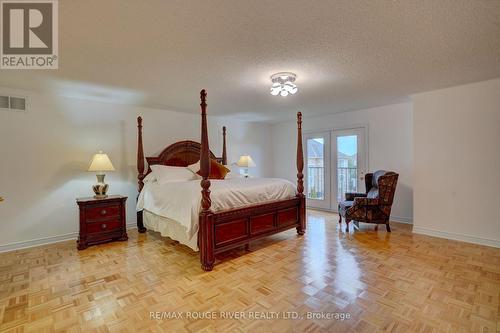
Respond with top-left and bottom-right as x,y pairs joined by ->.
137,178 -> 297,242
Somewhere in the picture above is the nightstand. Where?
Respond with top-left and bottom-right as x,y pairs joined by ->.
76,195 -> 128,250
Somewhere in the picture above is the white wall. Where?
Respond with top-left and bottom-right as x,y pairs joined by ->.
413,79 -> 500,247
6,77 -> 498,250
0,87 -> 273,250
271,103 -> 413,222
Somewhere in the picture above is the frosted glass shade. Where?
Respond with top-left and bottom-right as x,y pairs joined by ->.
270,72 -> 298,97
236,155 -> 256,167
88,151 -> 115,172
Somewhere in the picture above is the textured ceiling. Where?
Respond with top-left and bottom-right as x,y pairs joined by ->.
1,0 -> 500,122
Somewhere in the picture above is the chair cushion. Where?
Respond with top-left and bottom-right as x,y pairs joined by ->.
339,200 -> 354,216
340,200 -> 354,208
367,188 -> 379,198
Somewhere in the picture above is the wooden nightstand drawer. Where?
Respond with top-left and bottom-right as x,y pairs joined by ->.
86,205 -> 120,220
87,220 -> 122,234
77,195 -> 128,250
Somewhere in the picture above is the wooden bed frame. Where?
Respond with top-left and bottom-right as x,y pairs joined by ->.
136,90 -> 306,271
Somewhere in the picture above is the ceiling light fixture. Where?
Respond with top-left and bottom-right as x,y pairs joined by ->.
270,72 -> 298,97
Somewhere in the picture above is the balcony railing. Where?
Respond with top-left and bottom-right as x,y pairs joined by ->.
307,166 -> 358,202
307,166 -> 324,199
337,166 -> 358,202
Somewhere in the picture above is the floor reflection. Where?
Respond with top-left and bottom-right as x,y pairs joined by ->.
308,211 -> 362,299
304,214 -> 328,287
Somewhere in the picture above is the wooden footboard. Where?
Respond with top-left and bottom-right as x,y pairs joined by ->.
199,196 -> 305,271
210,197 -> 305,254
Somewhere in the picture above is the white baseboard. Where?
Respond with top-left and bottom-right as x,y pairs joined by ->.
0,232 -> 78,253
0,222 -> 139,253
412,226 -> 500,248
307,207 -> 413,224
126,222 -> 137,230
390,215 -> 413,224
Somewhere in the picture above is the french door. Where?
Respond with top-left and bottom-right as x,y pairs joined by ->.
305,127 -> 367,210
305,132 -> 331,209
332,128 -> 367,208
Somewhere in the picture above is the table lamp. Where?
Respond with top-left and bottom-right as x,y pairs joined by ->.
88,151 -> 115,198
236,155 -> 256,178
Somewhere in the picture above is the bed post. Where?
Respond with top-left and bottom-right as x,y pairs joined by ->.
137,116 -> 147,233
199,90 -> 215,271
296,112 -> 306,235
222,126 -> 227,165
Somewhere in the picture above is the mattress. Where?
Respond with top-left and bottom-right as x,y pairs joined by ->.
137,178 -> 297,249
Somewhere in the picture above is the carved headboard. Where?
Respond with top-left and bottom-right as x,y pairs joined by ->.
146,140 -> 220,170
137,116 -> 227,191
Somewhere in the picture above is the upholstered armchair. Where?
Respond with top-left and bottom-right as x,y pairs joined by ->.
338,170 -> 399,232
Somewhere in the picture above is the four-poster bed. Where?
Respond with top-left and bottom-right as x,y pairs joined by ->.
136,90 -> 306,271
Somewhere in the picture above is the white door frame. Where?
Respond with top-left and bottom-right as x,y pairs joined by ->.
304,132 -> 331,210
331,127 -> 368,210
304,124 -> 369,212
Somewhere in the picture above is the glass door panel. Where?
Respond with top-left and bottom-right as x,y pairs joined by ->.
305,132 -> 331,210
332,128 -> 367,208
336,135 -> 358,203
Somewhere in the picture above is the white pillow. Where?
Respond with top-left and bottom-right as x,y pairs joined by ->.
187,161 -> 203,179
225,172 -> 241,179
142,172 -> 157,184
187,161 -> 200,174
150,165 -> 196,184
187,160 -> 233,180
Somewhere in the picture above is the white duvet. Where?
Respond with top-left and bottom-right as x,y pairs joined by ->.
137,178 -> 297,239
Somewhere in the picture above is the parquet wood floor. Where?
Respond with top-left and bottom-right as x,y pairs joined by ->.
0,210 -> 499,332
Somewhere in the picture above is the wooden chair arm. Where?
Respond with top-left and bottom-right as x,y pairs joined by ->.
354,197 -> 379,206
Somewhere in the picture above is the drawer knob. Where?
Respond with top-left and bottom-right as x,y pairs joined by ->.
101,223 -> 107,229
101,209 -> 107,215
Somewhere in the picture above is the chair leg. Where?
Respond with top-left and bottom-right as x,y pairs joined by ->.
374,224 -> 378,231
345,219 -> 350,232
354,221 -> 360,230
338,204 -> 342,224
386,222 -> 391,232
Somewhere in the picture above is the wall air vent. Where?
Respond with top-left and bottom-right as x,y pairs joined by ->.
0,96 -> 8,109
0,95 -> 27,111
9,97 -> 26,110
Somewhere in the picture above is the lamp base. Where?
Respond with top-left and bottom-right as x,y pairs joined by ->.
93,174 -> 109,199
240,167 -> 249,178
